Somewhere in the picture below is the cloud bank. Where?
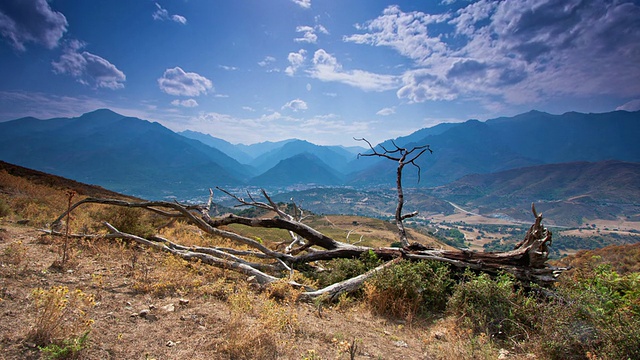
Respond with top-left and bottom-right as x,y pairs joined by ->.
0,0 -> 68,51
343,0 -> 640,105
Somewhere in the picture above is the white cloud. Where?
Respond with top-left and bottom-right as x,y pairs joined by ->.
158,67 -> 212,97
306,83 -> 312,91
219,65 -> 238,71
376,107 -> 395,116
152,3 -> 187,25
616,99 -> 640,111
294,26 -> 318,43
171,99 -> 198,107
308,49 -> 399,92
258,56 -> 276,67
291,0 -> 311,9
345,1 -> 640,107
0,0 -> 68,51
52,40 -> 126,89
285,49 -> 307,76
282,99 -> 308,112
344,5 -> 450,64
242,106 -> 256,112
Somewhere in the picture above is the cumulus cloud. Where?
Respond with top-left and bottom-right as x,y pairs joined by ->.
294,25 -> 318,43
171,99 -> 198,107
345,1 -> 640,106
294,24 -> 328,44
152,3 -> 187,25
285,49 -> 307,76
52,40 -> 126,89
282,99 -> 308,112
291,0 -> 311,9
0,0 -> 68,51
308,49 -> 399,92
158,67 -> 212,97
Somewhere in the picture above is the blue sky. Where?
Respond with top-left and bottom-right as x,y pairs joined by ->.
1,0 -> 639,146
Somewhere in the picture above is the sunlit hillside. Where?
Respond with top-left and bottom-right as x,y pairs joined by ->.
1,163 -> 639,359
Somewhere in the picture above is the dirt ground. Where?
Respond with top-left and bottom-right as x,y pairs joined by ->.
0,221 -> 473,360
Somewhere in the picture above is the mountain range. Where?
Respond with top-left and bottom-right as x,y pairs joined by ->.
0,108 -> 639,203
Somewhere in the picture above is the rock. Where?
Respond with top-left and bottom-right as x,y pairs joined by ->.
166,340 -> 176,347
433,331 -> 446,341
138,309 -> 150,317
161,304 -> 175,312
178,298 -> 189,306
498,349 -> 510,359
148,304 -> 156,310
393,340 -> 408,348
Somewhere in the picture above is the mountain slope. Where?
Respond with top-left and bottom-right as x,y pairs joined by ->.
0,109 -> 252,199
250,153 -> 344,186
250,140 -> 355,174
429,160 -> 640,226
179,130 -> 254,164
351,110 -> 640,187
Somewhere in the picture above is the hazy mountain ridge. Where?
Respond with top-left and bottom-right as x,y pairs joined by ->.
0,109 -> 249,198
0,108 -> 639,205
352,110 -> 639,188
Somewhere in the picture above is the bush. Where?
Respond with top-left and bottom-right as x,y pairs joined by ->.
447,271 -> 535,341
365,259 -> 452,321
535,261 -> 640,360
28,286 -> 95,347
101,206 -> 156,238
313,250 -> 382,288
0,197 -> 12,217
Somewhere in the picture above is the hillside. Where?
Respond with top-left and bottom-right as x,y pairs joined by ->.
429,160 -> 640,226
351,110 -> 640,187
1,160 -> 639,360
0,109 -> 252,199
250,153 -> 345,187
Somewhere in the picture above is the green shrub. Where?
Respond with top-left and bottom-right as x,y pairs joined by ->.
0,197 -> 11,217
40,331 -> 90,359
365,259 -> 452,321
447,271 -> 535,341
313,250 -> 382,288
101,206 -> 156,238
535,261 -> 640,360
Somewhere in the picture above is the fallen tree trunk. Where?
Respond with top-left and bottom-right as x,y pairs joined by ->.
49,187 -> 567,301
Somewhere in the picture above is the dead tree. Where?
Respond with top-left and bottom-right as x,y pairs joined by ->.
355,138 -> 431,247
49,186 -> 566,301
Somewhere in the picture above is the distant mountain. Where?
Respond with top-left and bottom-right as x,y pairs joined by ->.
178,130 -> 253,164
0,109 -> 252,199
250,140 -> 356,174
428,160 -> 640,226
351,110 -> 640,187
250,152 -> 344,187
236,139 -> 297,159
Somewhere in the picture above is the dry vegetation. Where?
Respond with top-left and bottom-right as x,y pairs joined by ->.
1,167 -> 639,359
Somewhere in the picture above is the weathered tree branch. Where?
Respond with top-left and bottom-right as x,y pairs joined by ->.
355,138 -> 432,247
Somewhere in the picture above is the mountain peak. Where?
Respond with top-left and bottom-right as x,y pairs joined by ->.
79,108 -> 125,123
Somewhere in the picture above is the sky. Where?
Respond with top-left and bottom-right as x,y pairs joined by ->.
1,0 -> 639,146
